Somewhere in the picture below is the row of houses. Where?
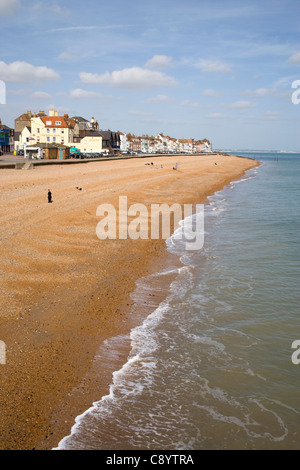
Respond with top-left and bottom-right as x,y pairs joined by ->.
120,133 -> 212,154
0,109 -> 212,158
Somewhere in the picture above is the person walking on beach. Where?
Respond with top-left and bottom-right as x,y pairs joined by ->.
48,189 -> 52,204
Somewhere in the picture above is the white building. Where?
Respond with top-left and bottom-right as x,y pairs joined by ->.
30,109 -> 79,147
119,132 -> 129,153
77,136 -> 103,154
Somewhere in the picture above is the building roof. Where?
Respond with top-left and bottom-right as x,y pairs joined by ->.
41,116 -> 75,129
15,113 -> 31,122
71,116 -> 88,122
82,130 -> 103,138
98,130 -> 120,139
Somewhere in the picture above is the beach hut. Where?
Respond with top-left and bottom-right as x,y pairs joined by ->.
37,144 -> 70,160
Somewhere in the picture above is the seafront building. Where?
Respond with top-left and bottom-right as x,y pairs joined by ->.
0,118 -> 14,153
31,111 -> 79,147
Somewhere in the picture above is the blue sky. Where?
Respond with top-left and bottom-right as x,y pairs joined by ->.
0,0 -> 300,150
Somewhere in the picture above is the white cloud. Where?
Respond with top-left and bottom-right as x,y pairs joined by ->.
203,89 -> 224,97
288,51 -> 300,64
33,2 -> 71,16
273,75 -> 299,89
58,52 -> 74,61
37,25 -> 127,36
208,112 -> 223,119
44,26 -> 97,34
197,60 -> 232,74
0,0 -> 20,17
70,88 -> 101,99
31,91 -> 52,100
242,88 -> 276,98
145,55 -> 175,70
229,100 -> 256,109
0,61 -> 60,83
7,88 -> 27,96
80,67 -> 178,89
144,94 -> 174,103
181,100 -> 201,108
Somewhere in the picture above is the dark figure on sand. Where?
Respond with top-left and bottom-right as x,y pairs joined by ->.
48,190 -> 52,204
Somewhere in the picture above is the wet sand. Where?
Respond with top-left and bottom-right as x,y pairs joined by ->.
0,154 -> 258,450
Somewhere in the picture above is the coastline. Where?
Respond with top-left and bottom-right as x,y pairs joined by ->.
0,154 -> 259,450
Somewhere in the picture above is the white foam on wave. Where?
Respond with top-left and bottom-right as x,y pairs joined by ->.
189,333 -> 226,352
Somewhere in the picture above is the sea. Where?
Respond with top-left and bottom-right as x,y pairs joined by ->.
55,152 -> 300,451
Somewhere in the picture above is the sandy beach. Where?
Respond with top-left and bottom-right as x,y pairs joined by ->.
0,154 -> 258,450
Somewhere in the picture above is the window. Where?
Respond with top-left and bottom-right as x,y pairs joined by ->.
47,128 -> 50,133
53,137 -> 56,142
37,128 -> 40,133
47,137 -> 50,142
46,121 -> 52,126
61,139 -> 64,144
55,121 -> 61,125
53,128 -> 56,133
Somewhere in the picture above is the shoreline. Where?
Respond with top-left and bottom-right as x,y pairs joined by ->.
0,154 -> 259,450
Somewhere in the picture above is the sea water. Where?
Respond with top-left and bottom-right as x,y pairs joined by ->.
56,153 -> 300,450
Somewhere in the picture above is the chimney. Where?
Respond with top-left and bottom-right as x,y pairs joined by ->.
55,110 -> 58,117
91,117 -> 95,123
49,109 -> 55,117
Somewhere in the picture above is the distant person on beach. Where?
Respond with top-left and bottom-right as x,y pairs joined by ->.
173,163 -> 178,170
48,190 -> 52,204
